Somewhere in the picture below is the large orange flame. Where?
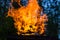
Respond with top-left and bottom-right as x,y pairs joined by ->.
7,0 -> 48,35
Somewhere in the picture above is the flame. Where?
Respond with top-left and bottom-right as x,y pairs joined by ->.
7,0 -> 48,35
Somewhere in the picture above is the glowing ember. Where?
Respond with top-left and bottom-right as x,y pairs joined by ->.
7,0 -> 48,35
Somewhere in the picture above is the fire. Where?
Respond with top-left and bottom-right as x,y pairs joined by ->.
7,0 -> 48,35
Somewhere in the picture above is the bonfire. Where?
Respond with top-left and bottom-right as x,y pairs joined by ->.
7,0 -> 48,35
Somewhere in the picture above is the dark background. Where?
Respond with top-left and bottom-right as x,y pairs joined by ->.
0,0 -> 60,40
